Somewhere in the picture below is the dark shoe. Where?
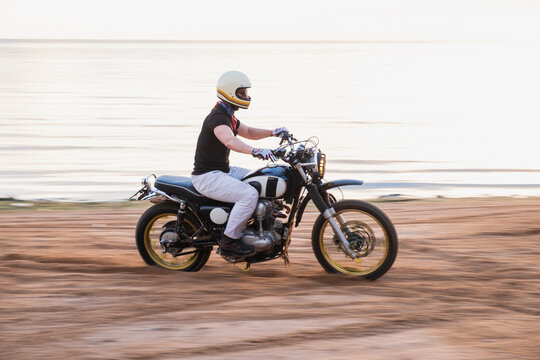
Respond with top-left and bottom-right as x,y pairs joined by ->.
219,235 -> 255,256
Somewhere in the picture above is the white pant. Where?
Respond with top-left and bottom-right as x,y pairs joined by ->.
191,166 -> 259,239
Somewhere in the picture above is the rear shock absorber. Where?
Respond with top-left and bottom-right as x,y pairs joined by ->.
175,200 -> 187,238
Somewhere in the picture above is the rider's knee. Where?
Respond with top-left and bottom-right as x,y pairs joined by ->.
246,186 -> 259,204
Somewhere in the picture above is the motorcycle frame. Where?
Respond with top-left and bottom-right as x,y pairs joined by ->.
133,139 -> 365,260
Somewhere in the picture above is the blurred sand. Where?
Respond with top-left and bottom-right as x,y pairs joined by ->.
1,198 -> 539,359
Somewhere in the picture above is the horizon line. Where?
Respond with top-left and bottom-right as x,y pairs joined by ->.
0,38 -> 502,44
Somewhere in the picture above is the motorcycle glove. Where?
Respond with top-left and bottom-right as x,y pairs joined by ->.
252,148 -> 276,162
272,127 -> 289,137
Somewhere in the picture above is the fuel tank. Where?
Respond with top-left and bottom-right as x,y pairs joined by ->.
242,164 -> 297,199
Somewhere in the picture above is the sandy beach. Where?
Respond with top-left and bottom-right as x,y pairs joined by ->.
1,198 -> 539,359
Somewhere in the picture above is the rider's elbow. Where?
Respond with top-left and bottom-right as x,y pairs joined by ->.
222,138 -> 237,151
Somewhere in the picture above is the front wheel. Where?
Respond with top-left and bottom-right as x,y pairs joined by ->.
135,202 -> 211,271
312,200 -> 397,279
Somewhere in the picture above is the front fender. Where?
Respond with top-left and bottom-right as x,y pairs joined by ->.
320,179 -> 364,191
295,179 -> 364,227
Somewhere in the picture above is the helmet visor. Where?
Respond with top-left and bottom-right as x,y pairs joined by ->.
235,87 -> 251,101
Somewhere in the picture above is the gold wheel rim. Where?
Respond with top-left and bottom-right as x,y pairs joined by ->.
319,209 -> 389,276
144,213 -> 199,270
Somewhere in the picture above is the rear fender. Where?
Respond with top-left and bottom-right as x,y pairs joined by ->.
295,179 -> 364,227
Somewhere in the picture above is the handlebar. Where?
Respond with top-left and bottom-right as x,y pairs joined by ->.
272,131 -> 295,160
271,131 -> 320,165
278,131 -> 297,146
272,131 -> 304,162
272,147 -> 288,159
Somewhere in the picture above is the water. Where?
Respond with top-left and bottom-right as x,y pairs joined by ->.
1,40 -> 539,201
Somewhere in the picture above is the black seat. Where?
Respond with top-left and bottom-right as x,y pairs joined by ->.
155,175 -> 204,201
154,175 -> 234,207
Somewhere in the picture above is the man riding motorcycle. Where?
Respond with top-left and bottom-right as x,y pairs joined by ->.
191,70 -> 288,257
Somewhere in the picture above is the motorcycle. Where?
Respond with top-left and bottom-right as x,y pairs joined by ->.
131,132 -> 397,279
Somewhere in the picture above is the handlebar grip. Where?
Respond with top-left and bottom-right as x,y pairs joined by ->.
279,132 -> 296,142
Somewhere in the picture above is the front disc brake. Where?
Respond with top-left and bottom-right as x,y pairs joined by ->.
333,220 -> 376,258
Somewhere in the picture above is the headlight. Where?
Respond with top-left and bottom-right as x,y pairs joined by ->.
317,151 -> 326,178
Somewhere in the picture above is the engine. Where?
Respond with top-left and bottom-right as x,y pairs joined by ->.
241,200 -> 285,254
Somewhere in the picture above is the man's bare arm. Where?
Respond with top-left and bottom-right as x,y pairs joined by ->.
214,125 -> 254,154
237,123 -> 272,140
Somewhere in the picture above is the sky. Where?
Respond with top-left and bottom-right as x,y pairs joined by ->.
1,0 -> 539,41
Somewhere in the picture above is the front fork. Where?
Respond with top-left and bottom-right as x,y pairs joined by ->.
307,184 -> 357,259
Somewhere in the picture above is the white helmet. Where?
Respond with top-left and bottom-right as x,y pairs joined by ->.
217,71 -> 251,109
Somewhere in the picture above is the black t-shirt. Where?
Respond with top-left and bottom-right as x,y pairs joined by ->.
192,105 -> 240,175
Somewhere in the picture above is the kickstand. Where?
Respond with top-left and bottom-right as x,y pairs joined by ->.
241,262 -> 251,271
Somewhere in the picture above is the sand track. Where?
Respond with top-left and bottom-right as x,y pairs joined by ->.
1,199 -> 540,359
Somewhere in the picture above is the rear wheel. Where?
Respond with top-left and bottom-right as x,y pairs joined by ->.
135,202 -> 211,271
312,200 -> 397,279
